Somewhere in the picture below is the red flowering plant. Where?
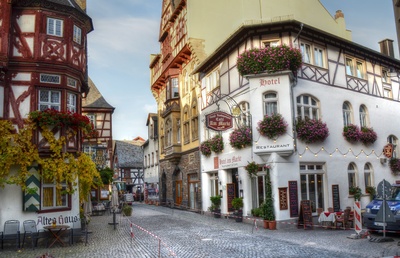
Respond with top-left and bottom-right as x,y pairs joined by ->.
29,109 -> 98,138
210,134 -> 224,154
236,45 -> 302,76
199,140 -> 212,157
257,113 -> 287,139
295,118 -> 329,144
360,127 -> 377,145
343,124 -> 361,143
229,126 -> 252,149
389,158 -> 400,175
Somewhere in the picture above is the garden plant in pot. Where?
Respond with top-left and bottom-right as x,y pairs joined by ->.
264,169 -> 276,230
210,195 -> 222,218
231,197 -> 244,222
122,204 -> 133,216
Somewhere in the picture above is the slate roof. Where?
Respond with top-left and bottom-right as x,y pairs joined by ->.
83,78 -> 115,110
114,140 -> 143,168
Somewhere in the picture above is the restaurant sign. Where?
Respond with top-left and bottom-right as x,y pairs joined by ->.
206,111 -> 233,131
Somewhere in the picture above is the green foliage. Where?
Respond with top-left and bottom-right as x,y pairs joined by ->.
264,169 -> 275,221
122,204 -> 133,216
100,167 -> 114,185
349,186 -> 362,201
231,197 -> 243,210
210,195 -> 222,209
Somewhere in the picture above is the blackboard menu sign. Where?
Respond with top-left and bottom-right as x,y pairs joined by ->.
227,183 -> 235,212
297,200 -> 313,230
288,181 -> 298,217
278,187 -> 288,210
332,184 -> 340,212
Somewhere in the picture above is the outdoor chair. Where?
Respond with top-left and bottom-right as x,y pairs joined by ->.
1,220 -> 20,249
70,218 -> 89,246
335,208 -> 352,229
22,220 -> 46,249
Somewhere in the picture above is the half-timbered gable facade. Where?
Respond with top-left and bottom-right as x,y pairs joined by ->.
194,1 -> 400,223
0,0 -> 92,229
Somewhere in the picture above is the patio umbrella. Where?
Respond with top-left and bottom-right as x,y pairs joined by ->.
109,185 -> 119,230
83,193 -> 92,216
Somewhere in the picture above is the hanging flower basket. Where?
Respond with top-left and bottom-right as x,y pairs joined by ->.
199,140 -> 212,157
257,113 -> 287,139
245,161 -> 259,178
343,124 -> 361,143
360,127 -> 377,145
389,158 -> 400,175
236,45 -> 302,76
229,127 -> 252,149
210,134 -> 224,153
295,118 -> 329,144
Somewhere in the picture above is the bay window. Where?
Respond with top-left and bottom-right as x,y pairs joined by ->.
39,90 -> 61,111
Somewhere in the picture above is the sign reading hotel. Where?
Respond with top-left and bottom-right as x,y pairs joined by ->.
206,111 -> 233,131
259,77 -> 281,86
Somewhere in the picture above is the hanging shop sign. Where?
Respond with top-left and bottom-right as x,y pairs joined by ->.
383,143 -> 393,158
206,111 -> 233,131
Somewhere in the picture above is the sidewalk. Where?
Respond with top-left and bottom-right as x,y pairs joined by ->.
1,203 -> 399,257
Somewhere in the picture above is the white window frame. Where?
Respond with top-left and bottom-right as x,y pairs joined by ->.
347,163 -> 358,193
296,95 -> 320,120
47,17 -> 63,37
73,25 -> 82,44
39,90 -> 61,111
382,68 -> 391,84
383,86 -> 392,99
264,92 -> 278,116
342,102 -> 352,127
345,56 -> 366,79
67,92 -> 77,113
300,42 -> 326,68
364,163 -> 373,190
299,163 -> 325,213
237,102 -> 251,127
41,179 -> 69,210
359,105 -> 369,128
262,40 -> 280,48
205,69 -> 220,92
87,114 -> 96,129
388,135 -> 398,159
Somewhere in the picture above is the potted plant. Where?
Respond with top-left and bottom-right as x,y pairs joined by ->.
229,126 -> 252,149
245,161 -> 259,178
390,158 -> 400,175
295,118 -> 329,144
264,169 -> 276,230
360,127 -> 377,145
210,195 -> 222,218
343,124 -> 361,143
366,186 -> 376,201
257,113 -> 287,140
231,197 -> 244,222
210,134 -> 224,154
200,140 -> 212,157
122,204 -> 133,216
349,186 -> 362,201
236,45 -> 302,76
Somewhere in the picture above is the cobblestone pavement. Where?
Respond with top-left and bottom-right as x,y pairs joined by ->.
1,203 -> 399,258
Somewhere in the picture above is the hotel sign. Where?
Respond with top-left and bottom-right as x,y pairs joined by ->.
206,111 -> 233,131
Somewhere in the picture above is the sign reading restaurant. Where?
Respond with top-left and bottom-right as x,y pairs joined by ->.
206,111 -> 233,131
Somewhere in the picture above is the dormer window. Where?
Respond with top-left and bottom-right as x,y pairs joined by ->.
47,18 -> 63,37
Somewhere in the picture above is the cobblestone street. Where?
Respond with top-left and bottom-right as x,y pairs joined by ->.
2,203 -> 399,258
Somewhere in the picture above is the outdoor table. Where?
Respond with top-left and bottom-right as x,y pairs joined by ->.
318,212 -> 336,228
43,225 -> 70,248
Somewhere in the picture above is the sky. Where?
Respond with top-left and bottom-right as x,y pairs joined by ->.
86,0 -> 397,141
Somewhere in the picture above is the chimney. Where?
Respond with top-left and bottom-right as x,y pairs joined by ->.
334,10 -> 344,19
379,39 -> 395,58
74,0 -> 87,12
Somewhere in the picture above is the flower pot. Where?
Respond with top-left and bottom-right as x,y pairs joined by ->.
268,220 -> 277,230
213,208 -> 221,218
263,220 -> 269,229
234,210 -> 243,222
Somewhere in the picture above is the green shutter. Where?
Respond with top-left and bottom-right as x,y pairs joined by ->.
23,166 -> 40,212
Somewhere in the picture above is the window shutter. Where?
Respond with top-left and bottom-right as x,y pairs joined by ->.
23,166 -> 41,212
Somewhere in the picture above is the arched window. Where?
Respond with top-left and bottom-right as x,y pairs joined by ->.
343,102 -> 352,127
364,163 -> 373,190
296,95 -> 320,119
388,135 -> 398,159
191,100 -> 198,140
165,119 -> 172,147
237,101 -> 251,127
183,105 -> 189,143
263,92 -> 278,116
347,163 -> 358,193
359,105 -> 369,128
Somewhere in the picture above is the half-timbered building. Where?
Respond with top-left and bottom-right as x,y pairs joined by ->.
190,0 -> 400,224
0,0 -> 92,229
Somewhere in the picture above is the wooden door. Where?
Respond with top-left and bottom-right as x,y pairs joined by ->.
176,180 -> 182,205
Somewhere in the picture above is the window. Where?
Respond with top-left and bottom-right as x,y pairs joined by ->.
165,119 -> 172,147
299,164 -> 325,213
183,106 -> 189,143
47,17 -> 63,37
87,114 -> 96,129
73,25 -> 81,44
41,178 -> 68,209
300,42 -> 326,67
176,119 -> 181,144
67,93 -> 77,113
388,135 -> 398,159
237,102 -> 251,127
166,77 -> 179,100
382,68 -> 391,84
210,173 -> 219,197
383,86 -> 392,99
205,69 -> 220,92
67,77 -> 77,88
39,90 -> 61,111
347,163 -> 357,193
364,163 -> 373,190
342,102 -> 352,127
191,101 -> 198,140
359,105 -> 368,128
262,40 -> 279,48
345,57 -> 365,79
264,92 -> 278,116
40,74 -> 61,84
296,95 -> 320,119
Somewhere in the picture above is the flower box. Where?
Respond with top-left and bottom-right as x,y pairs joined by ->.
296,118 -> 329,144
257,113 -> 287,139
343,124 -> 361,143
245,161 -> 259,178
360,127 -> 377,145
200,135 -> 224,156
229,127 -> 252,149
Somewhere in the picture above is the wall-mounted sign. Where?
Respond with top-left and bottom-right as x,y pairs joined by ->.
206,111 -> 233,131
383,143 -> 393,158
